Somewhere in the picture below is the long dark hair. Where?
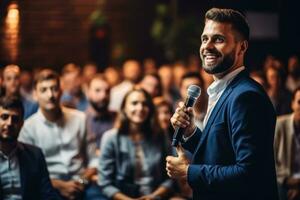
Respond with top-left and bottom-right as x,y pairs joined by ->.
116,87 -> 161,138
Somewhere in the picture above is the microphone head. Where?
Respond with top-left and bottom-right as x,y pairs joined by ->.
187,85 -> 201,99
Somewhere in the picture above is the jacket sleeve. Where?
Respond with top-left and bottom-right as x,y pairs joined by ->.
182,128 -> 202,154
274,117 -> 290,184
98,130 -> 120,198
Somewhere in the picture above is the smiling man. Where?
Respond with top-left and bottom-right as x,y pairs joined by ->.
166,8 -> 279,200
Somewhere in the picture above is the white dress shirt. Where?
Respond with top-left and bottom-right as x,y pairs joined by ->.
202,66 -> 245,129
18,107 -> 96,180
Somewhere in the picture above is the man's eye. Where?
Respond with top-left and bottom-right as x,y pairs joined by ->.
0,114 -> 9,120
40,88 -> 47,93
215,38 -> 224,43
202,37 -> 208,43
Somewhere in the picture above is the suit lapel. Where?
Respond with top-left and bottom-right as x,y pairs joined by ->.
17,143 -> 27,198
194,70 -> 247,153
196,87 -> 233,150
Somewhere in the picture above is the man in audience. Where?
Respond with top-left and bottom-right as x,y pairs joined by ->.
0,96 -> 60,200
60,63 -> 88,111
158,64 -> 180,108
275,86 -> 300,200
85,74 -> 116,158
109,59 -> 142,111
2,65 -> 38,119
286,55 -> 300,93
139,73 -> 162,98
18,69 -> 105,200
179,72 -> 206,130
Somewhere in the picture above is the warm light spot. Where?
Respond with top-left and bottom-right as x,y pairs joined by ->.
3,2 -> 20,62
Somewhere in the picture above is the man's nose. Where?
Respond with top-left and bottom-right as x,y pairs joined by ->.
202,39 -> 214,49
46,89 -> 54,98
6,116 -> 13,125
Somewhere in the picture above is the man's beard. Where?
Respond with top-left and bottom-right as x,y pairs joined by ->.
0,130 -> 17,143
89,100 -> 109,113
201,49 -> 235,75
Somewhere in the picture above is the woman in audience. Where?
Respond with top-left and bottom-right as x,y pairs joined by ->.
265,60 -> 292,115
98,88 -> 173,200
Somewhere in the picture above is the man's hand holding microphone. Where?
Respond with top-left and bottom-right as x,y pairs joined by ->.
166,85 -> 201,182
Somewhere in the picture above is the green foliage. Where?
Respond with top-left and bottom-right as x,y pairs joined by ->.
151,4 -> 202,62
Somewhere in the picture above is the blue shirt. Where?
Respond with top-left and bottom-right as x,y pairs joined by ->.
0,146 -> 22,200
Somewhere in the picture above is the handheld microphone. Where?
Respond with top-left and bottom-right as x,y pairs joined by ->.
171,85 -> 201,147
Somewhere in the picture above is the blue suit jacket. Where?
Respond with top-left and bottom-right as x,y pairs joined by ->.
0,142 -> 61,200
183,71 -> 279,200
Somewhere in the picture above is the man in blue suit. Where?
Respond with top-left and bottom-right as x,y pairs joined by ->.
0,96 -> 60,200
166,8 -> 279,200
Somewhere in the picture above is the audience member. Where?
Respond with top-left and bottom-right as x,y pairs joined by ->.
18,69 -> 104,200
275,86 -> 300,200
172,62 -> 187,90
265,60 -> 292,115
60,63 -> 88,111
143,58 -> 157,74
250,70 -> 268,90
85,74 -> 116,157
109,59 -> 143,111
82,62 -> 98,94
158,64 -> 181,108
99,88 -> 173,200
104,66 -> 122,87
2,65 -> 38,119
19,70 -> 35,101
179,72 -> 206,130
286,55 -> 300,93
0,96 -> 60,200
139,73 -> 162,98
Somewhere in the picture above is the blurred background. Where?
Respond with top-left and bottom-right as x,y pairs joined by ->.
0,0 -> 299,71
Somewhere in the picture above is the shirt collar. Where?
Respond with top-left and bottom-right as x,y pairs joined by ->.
0,143 -> 19,159
207,66 -> 245,96
37,107 -> 64,126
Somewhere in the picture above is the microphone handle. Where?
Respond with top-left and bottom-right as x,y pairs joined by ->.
171,97 -> 195,147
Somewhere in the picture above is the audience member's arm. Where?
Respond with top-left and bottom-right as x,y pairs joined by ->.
112,192 -> 135,200
138,186 -> 171,200
51,179 -> 84,200
37,149 -> 62,200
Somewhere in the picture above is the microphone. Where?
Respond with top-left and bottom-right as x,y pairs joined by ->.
172,85 -> 201,147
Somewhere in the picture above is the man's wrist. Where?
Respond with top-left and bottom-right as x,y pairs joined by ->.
183,127 -> 197,142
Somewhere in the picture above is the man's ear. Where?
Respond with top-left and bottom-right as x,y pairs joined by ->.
32,88 -> 38,102
239,40 -> 248,55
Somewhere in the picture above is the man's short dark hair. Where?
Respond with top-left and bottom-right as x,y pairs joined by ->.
205,8 -> 250,41
0,96 -> 24,118
33,69 -> 60,88
180,72 -> 204,87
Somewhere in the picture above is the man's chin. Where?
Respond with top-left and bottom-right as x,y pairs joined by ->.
0,135 -> 17,143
